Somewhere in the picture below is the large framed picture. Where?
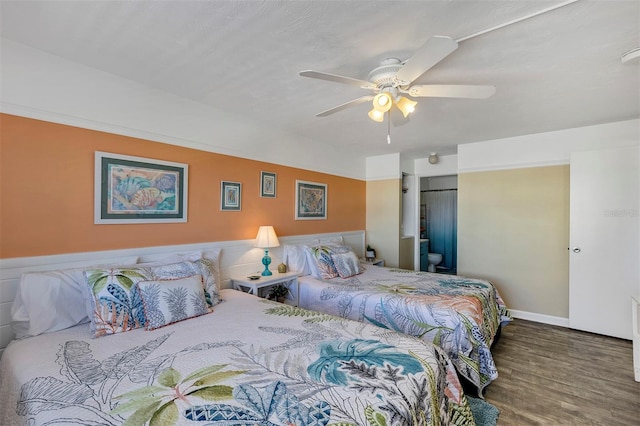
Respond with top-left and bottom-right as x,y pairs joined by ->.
94,151 -> 188,224
260,171 -> 277,198
295,180 -> 327,220
221,181 -> 242,211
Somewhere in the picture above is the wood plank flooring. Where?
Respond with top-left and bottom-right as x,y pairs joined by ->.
483,319 -> 640,425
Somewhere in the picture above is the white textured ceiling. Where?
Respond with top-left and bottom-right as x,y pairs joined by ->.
1,0 -> 638,159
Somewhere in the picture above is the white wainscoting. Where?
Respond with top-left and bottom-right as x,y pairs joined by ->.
0,230 -> 365,357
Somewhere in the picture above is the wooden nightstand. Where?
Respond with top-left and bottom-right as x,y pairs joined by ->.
231,271 -> 299,306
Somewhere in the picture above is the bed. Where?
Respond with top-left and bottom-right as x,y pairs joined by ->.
285,243 -> 512,395
1,284 -> 477,425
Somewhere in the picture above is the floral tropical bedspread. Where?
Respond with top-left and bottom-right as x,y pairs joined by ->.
0,289 -> 477,426
298,267 -> 512,394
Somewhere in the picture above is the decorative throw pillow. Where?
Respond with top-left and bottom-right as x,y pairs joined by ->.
331,251 -> 363,278
202,248 -> 222,302
306,245 -> 351,279
137,275 -> 208,330
84,266 -> 152,337
147,260 -> 219,308
139,248 -> 222,306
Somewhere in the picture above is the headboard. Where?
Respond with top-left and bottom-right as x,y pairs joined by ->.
0,230 -> 365,356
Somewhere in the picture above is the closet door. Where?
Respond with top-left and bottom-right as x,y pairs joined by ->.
569,146 -> 639,339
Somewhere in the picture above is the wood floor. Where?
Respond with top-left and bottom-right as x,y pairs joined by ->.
483,319 -> 640,425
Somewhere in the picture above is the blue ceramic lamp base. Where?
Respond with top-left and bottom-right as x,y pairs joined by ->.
261,249 -> 272,276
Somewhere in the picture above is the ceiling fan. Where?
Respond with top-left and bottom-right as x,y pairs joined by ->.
300,36 -> 496,123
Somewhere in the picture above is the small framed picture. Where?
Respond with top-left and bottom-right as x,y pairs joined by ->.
94,151 -> 188,224
295,180 -> 327,220
260,171 -> 277,198
221,181 -> 242,211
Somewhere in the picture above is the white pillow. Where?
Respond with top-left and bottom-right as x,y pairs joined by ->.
11,256 -> 138,338
283,245 -> 311,275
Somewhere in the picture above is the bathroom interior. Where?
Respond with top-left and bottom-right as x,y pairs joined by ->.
420,175 -> 458,274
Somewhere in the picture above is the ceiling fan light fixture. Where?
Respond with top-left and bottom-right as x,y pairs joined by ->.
395,96 -> 417,117
372,92 -> 393,112
368,108 -> 384,122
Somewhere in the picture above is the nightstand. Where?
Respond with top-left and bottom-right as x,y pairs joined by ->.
360,258 -> 385,267
231,271 -> 300,306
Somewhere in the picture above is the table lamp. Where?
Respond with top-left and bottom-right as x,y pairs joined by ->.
255,226 -> 280,276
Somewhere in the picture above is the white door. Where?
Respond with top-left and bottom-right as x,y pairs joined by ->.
569,146 -> 639,339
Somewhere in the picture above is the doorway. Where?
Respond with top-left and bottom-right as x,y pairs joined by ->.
569,146 -> 639,339
420,175 -> 458,274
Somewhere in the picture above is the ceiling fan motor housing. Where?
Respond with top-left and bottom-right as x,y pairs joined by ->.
368,59 -> 404,89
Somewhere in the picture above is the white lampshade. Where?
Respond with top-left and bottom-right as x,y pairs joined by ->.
255,226 -> 280,248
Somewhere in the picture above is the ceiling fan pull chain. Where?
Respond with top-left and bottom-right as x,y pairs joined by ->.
387,111 -> 391,144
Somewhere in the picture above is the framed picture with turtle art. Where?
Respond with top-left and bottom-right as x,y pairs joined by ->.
94,151 -> 188,224
295,180 -> 327,220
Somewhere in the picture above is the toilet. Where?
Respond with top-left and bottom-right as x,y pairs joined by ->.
424,239 -> 443,272
427,253 -> 442,272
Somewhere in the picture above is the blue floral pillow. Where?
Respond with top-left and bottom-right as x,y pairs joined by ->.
137,275 -> 208,330
84,267 -> 152,337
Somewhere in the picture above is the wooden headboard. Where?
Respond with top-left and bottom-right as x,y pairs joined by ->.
0,230 -> 365,356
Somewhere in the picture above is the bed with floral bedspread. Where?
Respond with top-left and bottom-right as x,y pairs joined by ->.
297,266 -> 512,395
0,289 -> 477,426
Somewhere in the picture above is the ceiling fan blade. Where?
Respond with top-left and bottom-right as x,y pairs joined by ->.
406,84 -> 496,99
316,96 -> 374,117
300,70 -> 376,90
394,36 -> 458,85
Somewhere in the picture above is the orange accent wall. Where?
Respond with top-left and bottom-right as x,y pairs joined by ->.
0,114 -> 365,258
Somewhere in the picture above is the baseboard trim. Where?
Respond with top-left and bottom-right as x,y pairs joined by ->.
509,309 -> 569,328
